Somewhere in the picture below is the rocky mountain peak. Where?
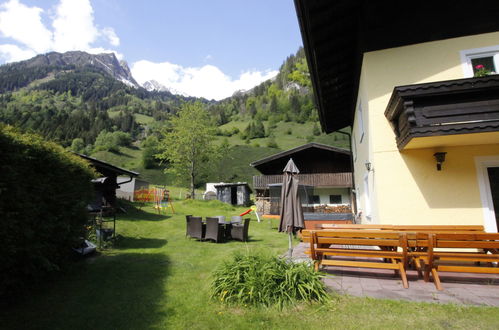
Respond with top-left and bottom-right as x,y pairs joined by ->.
20,51 -> 139,88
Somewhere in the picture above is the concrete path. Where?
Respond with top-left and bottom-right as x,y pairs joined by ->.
291,242 -> 499,306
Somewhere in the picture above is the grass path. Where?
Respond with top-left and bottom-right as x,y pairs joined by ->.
2,200 -> 499,329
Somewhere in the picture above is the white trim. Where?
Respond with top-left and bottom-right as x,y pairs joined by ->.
474,156 -> 499,233
460,45 -> 499,78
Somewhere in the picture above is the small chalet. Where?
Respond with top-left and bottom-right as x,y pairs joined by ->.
251,142 -> 353,225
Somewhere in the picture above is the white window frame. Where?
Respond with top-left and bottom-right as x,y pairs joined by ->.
460,45 -> 499,78
475,156 -> 499,233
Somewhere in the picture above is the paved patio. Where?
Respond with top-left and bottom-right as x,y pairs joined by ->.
292,242 -> 499,306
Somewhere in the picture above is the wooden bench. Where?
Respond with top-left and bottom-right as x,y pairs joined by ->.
414,233 -> 499,290
319,224 -> 485,232
303,229 -> 410,288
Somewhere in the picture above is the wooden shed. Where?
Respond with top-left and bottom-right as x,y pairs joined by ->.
214,182 -> 252,207
78,154 -> 139,210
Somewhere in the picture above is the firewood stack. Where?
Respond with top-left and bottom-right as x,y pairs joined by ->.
314,204 -> 352,213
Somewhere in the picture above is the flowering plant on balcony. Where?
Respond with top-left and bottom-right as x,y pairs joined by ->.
474,64 -> 493,77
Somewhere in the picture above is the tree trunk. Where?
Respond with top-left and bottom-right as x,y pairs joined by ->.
190,160 -> 195,199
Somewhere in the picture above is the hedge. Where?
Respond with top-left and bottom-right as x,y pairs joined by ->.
0,125 -> 96,297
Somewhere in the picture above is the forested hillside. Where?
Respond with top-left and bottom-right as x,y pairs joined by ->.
0,48 -> 349,187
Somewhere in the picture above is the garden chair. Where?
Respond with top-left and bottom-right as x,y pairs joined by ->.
230,216 -> 242,224
231,218 -> 250,242
185,215 -> 192,237
189,216 -> 204,240
205,217 -> 224,243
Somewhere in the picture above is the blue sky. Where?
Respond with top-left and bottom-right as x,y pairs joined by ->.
0,0 -> 303,99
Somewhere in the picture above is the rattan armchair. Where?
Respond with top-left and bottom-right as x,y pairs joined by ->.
205,217 -> 224,243
188,216 -> 204,240
230,216 -> 242,224
185,215 -> 192,237
231,218 -> 250,242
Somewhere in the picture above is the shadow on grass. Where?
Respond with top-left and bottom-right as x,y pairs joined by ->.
1,253 -> 171,329
115,236 -> 168,249
118,208 -> 171,222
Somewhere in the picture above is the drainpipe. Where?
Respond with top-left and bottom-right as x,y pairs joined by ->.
336,130 -> 357,218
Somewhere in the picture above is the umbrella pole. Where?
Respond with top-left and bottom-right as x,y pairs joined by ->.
288,232 -> 293,259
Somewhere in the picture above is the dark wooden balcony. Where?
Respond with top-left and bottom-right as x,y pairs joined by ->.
385,76 -> 499,150
253,172 -> 352,189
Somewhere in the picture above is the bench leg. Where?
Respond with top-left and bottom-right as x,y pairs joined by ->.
414,258 -> 423,278
314,261 -> 319,272
391,259 -> 399,276
431,268 -> 443,291
423,264 -> 431,282
398,262 -> 409,289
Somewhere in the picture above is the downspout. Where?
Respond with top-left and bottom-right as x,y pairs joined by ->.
336,130 -> 357,218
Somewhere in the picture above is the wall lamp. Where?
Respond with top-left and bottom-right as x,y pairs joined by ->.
433,152 -> 447,171
365,162 -> 372,172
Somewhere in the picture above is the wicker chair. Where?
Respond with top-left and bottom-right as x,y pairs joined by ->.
185,215 -> 192,237
231,218 -> 250,242
230,216 -> 242,224
205,217 -> 224,243
188,216 -> 204,240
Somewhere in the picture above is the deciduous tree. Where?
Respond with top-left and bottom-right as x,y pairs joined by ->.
156,102 -> 215,199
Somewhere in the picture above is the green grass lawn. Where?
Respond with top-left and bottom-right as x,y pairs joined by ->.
3,200 -> 497,329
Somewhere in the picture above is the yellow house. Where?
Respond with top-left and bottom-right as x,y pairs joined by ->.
295,0 -> 499,232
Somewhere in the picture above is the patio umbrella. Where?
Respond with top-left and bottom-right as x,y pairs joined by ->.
279,158 -> 305,259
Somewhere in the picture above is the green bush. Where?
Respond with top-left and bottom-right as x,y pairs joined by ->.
0,126 -> 95,297
212,252 -> 329,308
94,130 -> 132,153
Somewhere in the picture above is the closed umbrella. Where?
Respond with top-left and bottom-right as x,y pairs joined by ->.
279,158 -> 305,258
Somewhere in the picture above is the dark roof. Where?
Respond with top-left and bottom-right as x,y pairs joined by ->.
294,0 -> 499,133
78,153 -> 139,177
251,143 -> 349,167
250,143 -> 351,175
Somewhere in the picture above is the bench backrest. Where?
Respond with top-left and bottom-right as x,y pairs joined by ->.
319,224 -> 394,230
431,232 -> 499,249
319,224 -> 484,232
307,229 -> 407,247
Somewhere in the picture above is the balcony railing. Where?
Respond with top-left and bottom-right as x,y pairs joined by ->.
384,76 -> 499,149
253,172 -> 352,189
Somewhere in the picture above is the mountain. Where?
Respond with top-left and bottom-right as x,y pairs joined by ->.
0,47 -> 349,186
142,79 -> 189,97
0,51 -> 139,91
143,79 -> 168,92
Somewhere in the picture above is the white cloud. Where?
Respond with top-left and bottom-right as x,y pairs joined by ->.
51,0 -> 98,51
0,0 -> 52,53
0,0 -> 120,62
0,43 -> 35,62
101,27 -> 120,47
131,60 -> 278,100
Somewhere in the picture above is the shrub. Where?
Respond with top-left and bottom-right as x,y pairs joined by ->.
94,130 -> 132,153
211,252 -> 329,308
0,126 -> 95,297
267,137 -> 278,148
